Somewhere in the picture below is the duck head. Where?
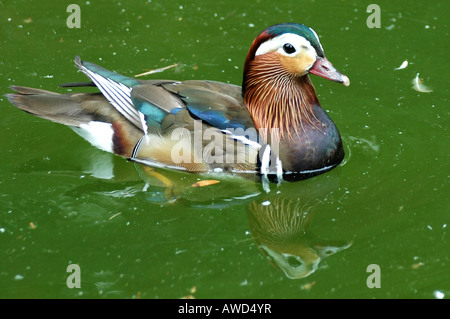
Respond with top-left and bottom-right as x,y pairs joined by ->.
242,23 -> 349,176
243,23 -> 349,93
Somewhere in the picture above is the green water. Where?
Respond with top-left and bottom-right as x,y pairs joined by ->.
0,0 -> 448,299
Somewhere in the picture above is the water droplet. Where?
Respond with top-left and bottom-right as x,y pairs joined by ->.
434,290 -> 444,299
14,274 -> 24,281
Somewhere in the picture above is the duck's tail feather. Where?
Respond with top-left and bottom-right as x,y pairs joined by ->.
5,85 -> 97,127
5,85 -> 143,156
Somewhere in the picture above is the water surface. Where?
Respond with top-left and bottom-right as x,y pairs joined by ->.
0,0 -> 448,298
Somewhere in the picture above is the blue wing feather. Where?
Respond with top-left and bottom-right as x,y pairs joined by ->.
76,58 -> 254,132
81,60 -> 141,88
186,107 -> 248,131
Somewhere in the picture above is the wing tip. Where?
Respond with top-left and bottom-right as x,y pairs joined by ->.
4,92 -> 18,106
74,55 -> 82,67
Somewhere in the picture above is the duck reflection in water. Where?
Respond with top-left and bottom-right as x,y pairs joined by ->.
134,163 -> 351,280
248,195 -> 351,279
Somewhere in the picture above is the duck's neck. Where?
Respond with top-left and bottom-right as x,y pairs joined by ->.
243,54 -> 320,143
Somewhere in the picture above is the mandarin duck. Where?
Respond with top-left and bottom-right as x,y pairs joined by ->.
6,23 -> 349,185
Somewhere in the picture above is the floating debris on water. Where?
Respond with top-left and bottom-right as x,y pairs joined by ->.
411,261 -> 424,269
14,274 -> 24,281
395,60 -> 408,70
180,286 -> 197,299
108,212 -> 122,220
412,73 -> 433,93
135,63 -> 180,77
301,281 -> 316,290
433,290 -> 444,299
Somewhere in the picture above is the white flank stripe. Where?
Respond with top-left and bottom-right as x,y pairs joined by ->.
221,129 -> 261,149
72,121 -> 114,153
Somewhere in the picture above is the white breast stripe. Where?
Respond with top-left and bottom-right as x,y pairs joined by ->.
260,144 -> 271,176
260,144 -> 284,190
275,156 -> 283,184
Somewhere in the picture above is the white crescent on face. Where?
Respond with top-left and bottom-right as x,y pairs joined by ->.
256,33 -> 317,57
254,33 -> 321,76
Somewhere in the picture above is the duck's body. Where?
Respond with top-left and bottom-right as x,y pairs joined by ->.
6,23 -> 349,183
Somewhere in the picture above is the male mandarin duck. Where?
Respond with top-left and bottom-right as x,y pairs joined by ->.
6,23 -> 349,184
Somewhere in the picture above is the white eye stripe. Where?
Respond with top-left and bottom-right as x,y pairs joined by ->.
255,33 -> 316,57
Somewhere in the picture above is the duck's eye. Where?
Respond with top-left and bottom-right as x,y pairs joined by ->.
283,43 -> 296,54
